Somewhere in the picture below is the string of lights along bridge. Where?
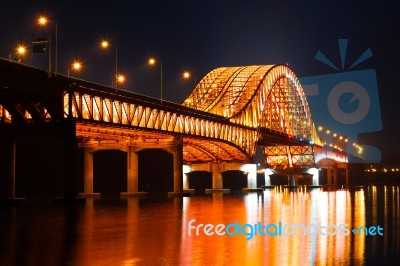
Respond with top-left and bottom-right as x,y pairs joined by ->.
317,125 -> 363,156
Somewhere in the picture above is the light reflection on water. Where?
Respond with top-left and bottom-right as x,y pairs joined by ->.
1,186 -> 400,265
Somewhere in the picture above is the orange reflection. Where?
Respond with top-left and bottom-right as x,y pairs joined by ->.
355,189 -> 366,261
179,189 -> 368,265
57,188 -> 386,264
6,186 -> 397,265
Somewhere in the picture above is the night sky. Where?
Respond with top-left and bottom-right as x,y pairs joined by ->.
1,0 -> 399,159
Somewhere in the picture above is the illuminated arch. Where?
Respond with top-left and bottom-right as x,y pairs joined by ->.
183,65 -> 322,159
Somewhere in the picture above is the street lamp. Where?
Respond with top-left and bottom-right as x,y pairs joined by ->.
148,57 -> 163,102
100,39 -> 119,92
182,71 -> 196,87
182,71 -> 198,109
68,60 -> 83,77
37,15 -> 58,75
16,45 -> 27,56
116,74 -> 126,85
182,71 -> 196,88
10,44 -> 28,63
183,71 -> 190,79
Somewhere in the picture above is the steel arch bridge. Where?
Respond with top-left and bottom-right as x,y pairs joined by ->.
0,59 -> 345,168
183,64 -> 327,166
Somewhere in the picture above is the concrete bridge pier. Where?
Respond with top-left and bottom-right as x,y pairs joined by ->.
120,147 -> 148,197
333,166 -> 338,187
265,167 -> 320,188
80,145 -> 149,199
288,174 -> 297,187
205,162 -> 258,193
318,159 -> 349,189
326,167 -> 338,188
53,121 -> 85,204
204,163 -> 230,193
211,163 -> 223,190
241,163 -> 259,192
168,137 -> 190,197
338,163 -> 350,188
303,167 -> 320,187
79,148 -> 101,198
269,168 -> 298,188
181,163 -> 228,194
264,168 -> 274,187
182,165 -> 190,190
321,164 -> 349,189
0,139 -> 23,203
127,147 -> 139,194
292,167 -> 320,187
55,123 -> 85,203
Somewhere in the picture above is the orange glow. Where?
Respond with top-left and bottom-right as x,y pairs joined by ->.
16,45 -> 27,56
116,74 -> 126,84
148,57 -> 156,65
100,40 -> 110,49
71,60 -> 82,71
183,71 -> 191,79
38,16 -> 48,25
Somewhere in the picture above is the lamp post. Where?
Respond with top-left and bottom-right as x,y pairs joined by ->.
148,57 -> 163,102
37,16 -> 58,75
100,40 -> 121,92
182,71 -> 198,109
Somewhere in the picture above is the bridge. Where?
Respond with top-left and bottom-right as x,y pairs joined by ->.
0,59 -> 347,201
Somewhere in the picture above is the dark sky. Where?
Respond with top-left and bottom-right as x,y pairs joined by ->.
0,0 -> 399,159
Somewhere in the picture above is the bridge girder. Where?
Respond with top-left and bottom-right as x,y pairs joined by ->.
263,145 -> 316,168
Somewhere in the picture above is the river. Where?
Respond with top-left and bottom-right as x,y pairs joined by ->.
1,185 -> 399,265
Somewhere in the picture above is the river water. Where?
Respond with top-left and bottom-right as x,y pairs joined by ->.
1,186 -> 399,265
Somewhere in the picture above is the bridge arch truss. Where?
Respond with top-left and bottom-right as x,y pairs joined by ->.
183,65 -> 323,163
